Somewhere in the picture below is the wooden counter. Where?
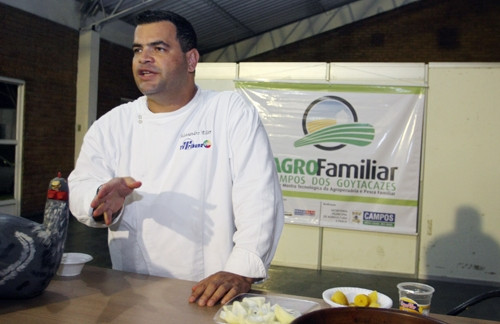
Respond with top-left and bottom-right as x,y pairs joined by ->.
0,266 -> 497,323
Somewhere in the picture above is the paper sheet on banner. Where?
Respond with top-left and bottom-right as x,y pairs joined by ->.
236,81 -> 425,234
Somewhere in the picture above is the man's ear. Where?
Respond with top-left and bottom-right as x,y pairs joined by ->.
186,49 -> 199,73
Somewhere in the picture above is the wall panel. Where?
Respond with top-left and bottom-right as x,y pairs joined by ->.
419,63 -> 500,283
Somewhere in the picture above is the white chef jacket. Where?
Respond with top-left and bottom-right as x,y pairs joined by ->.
68,88 -> 284,282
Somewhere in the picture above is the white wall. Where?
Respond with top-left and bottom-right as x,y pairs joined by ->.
195,62 -> 500,285
418,63 -> 500,284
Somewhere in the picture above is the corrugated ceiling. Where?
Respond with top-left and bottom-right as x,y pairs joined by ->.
78,0 -> 368,54
76,0 -> 420,61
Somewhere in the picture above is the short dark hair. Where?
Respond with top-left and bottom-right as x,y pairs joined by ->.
135,10 -> 197,53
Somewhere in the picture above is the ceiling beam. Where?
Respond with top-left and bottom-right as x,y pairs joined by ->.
80,0 -> 165,31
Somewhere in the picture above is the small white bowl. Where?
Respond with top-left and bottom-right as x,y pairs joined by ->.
323,287 -> 393,309
56,252 -> 93,276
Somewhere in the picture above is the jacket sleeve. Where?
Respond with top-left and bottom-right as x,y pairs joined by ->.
222,92 -> 284,279
68,118 -> 117,229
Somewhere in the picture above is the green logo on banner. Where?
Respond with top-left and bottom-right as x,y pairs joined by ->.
295,96 -> 375,151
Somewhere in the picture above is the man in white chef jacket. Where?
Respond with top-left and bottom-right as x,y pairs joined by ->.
69,10 -> 283,307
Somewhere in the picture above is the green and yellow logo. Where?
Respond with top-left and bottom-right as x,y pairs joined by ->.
294,96 -> 375,151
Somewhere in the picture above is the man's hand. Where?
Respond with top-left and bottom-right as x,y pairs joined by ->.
189,271 -> 254,307
90,177 -> 142,225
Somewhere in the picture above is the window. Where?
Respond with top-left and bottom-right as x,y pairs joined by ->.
0,77 -> 24,215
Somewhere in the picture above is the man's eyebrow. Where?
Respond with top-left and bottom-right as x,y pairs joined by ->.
150,41 -> 168,47
132,41 -> 168,48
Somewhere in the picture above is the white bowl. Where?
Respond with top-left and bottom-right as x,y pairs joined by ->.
56,252 -> 93,276
322,287 -> 393,309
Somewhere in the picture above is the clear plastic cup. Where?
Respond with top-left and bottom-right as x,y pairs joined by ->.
397,282 -> 435,315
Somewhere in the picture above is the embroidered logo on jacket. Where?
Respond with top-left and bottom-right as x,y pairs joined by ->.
179,139 -> 212,150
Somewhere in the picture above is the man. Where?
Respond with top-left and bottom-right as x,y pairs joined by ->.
68,10 -> 283,307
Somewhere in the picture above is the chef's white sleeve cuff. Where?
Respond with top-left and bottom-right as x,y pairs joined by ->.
224,247 -> 268,280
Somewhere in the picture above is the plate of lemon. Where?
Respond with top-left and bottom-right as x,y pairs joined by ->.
214,293 -> 320,324
322,287 -> 393,309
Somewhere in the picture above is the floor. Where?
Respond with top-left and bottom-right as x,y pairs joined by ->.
57,215 -> 500,321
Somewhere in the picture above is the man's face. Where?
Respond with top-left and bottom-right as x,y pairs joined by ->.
132,21 -> 193,98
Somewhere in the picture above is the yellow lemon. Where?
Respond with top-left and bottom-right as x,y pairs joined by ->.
368,290 -> 378,304
274,304 -> 296,324
220,307 -> 242,324
331,290 -> 348,306
354,294 -> 370,307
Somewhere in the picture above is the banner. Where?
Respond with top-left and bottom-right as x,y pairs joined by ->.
236,81 -> 425,234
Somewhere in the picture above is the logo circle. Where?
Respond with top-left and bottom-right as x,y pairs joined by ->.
302,96 -> 358,151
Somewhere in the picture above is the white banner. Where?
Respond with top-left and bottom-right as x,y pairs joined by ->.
236,81 -> 425,234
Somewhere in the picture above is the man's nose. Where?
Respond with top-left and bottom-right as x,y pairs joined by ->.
138,49 -> 153,63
